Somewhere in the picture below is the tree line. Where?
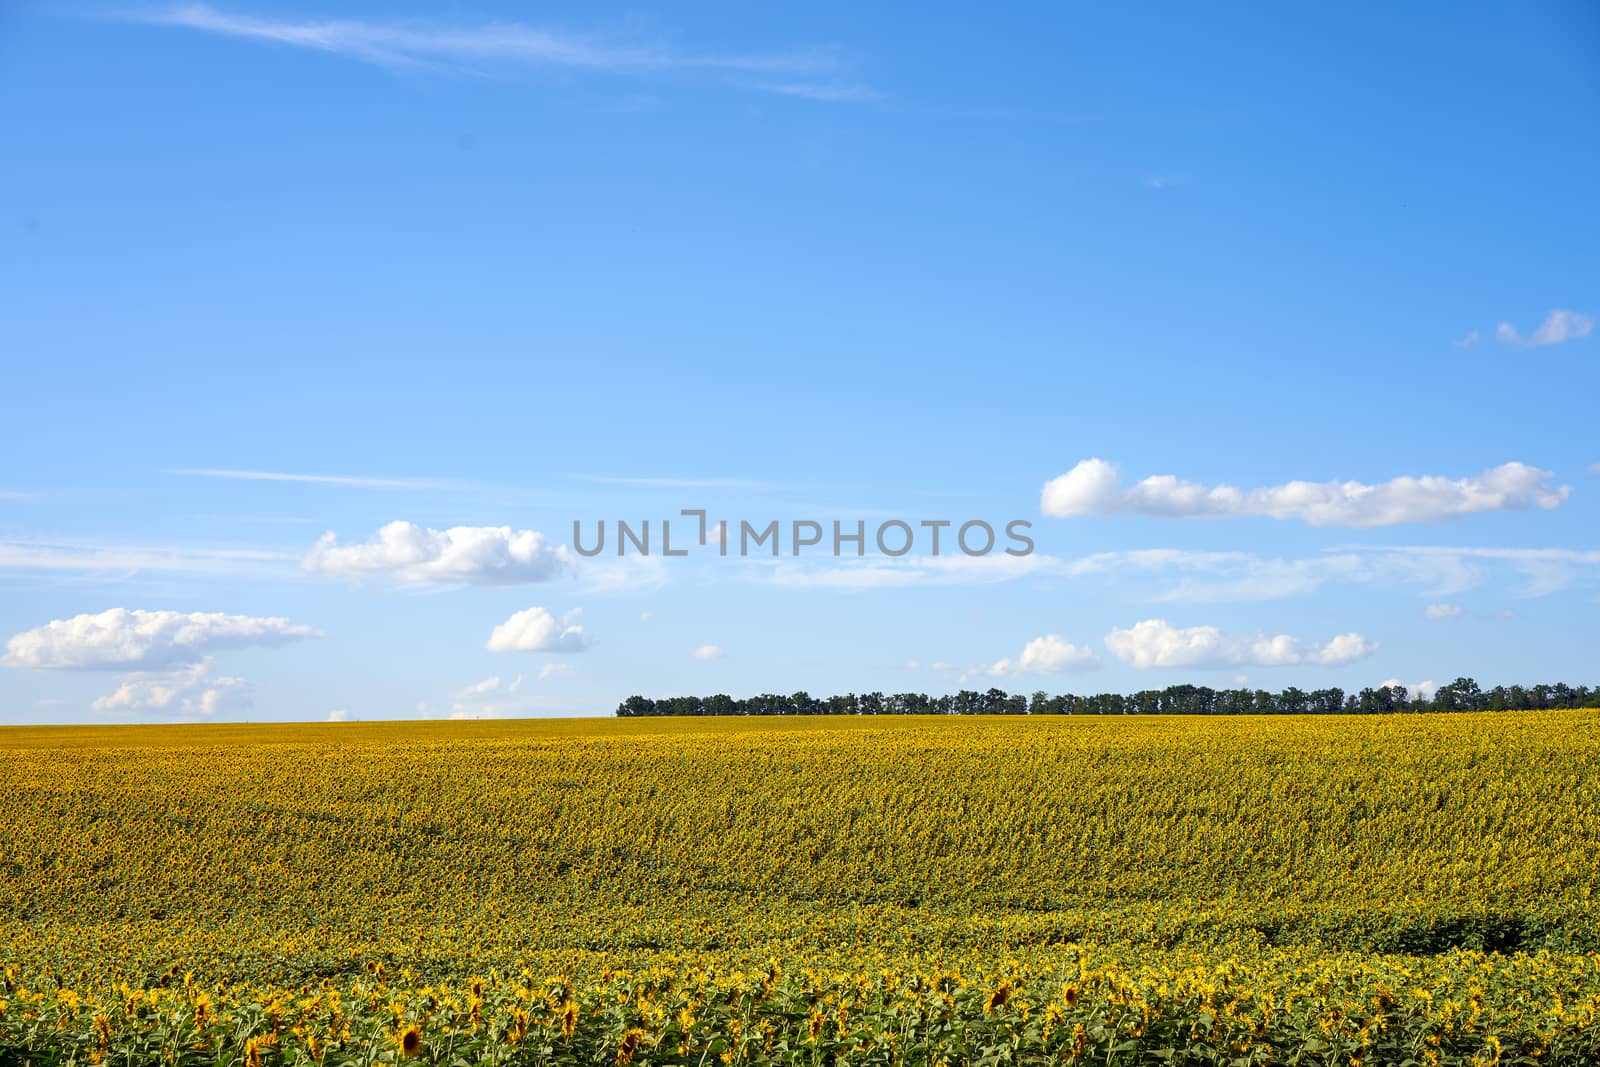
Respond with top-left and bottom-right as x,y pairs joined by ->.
616,678 -> 1598,717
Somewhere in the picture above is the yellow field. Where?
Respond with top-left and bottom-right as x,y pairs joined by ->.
3,711 -> 1599,1064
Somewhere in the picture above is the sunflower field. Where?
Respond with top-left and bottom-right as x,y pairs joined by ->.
3,710 -> 1599,1065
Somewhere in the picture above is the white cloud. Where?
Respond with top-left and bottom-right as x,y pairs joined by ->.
449,674 -> 528,718
326,708 -> 350,722
486,607 -> 588,653
578,475 -> 776,489
1424,602 -> 1465,620
1041,458 -> 1569,527
1104,618 -> 1376,670
768,552 -> 1062,590
0,540 -> 296,576
91,658 -> 249,716
457,674 -> 522,700
774,542 -> 1599,602
3,608 -> 321,670
1381,678 -> 1439,702
304,521 -> 572,585
574,555 -> 668,594
639,611 -> 653,622
1496,309 -> 1594,348
1453,329 -> 1481,347
137,5 -> 865,99
1350,545 -> 1600,598
1314,632 -> 1377,665
692,644 -> 724,660
537,663 -> 575,681
170,467 -> 464,489
753,80 -> 877,102
1066,549 -> 1371,602
988,633 -> 1099,677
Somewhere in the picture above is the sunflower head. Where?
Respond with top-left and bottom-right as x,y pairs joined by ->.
398,1024 -> 423,1058
616,1027 -> 646,1066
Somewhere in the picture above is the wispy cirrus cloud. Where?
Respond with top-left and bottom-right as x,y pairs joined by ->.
0,540 -> 297,577
128,5 -> 871,100
574,474 -> 779,490
169,467 -> 469,490
773,543 -> 1600,601
752,81 -> 878,102
1071,545 -> 1600,601
1346,545 -> 1600,599
766,552 -> 1063,590
1495,309 -> 1594,348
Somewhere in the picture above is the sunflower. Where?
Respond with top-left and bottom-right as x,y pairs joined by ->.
243,1034 -> 278,1067
616,1027 -> 647,1066
397,1024 -> 423,1058
984,981 -> 1012,1015
560,999 -> 579,1039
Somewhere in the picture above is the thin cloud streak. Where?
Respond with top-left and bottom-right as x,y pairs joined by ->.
169,468 -> 469,490
0,541 -> 298,576
764,544 -> 1600,600
575,474 -> 779,490
752,81 -> 879,102
130,5 -> 869,99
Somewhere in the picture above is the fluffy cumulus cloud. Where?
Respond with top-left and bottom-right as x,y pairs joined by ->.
3,608 -> 321,670
91,658 -> 249,716
1104,619 -> 1376,670
1496,309 -> 1595,348
692,644 -> 725,661
486,607 -> 588,653
1041,458 -> 1568,527
989,634 -> 1099,676
304,521 -> 572,585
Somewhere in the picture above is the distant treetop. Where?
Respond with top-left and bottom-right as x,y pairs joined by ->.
617,679 -> 1595,717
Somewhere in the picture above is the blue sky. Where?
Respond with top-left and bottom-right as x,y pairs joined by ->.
2,2 -> 1597,722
